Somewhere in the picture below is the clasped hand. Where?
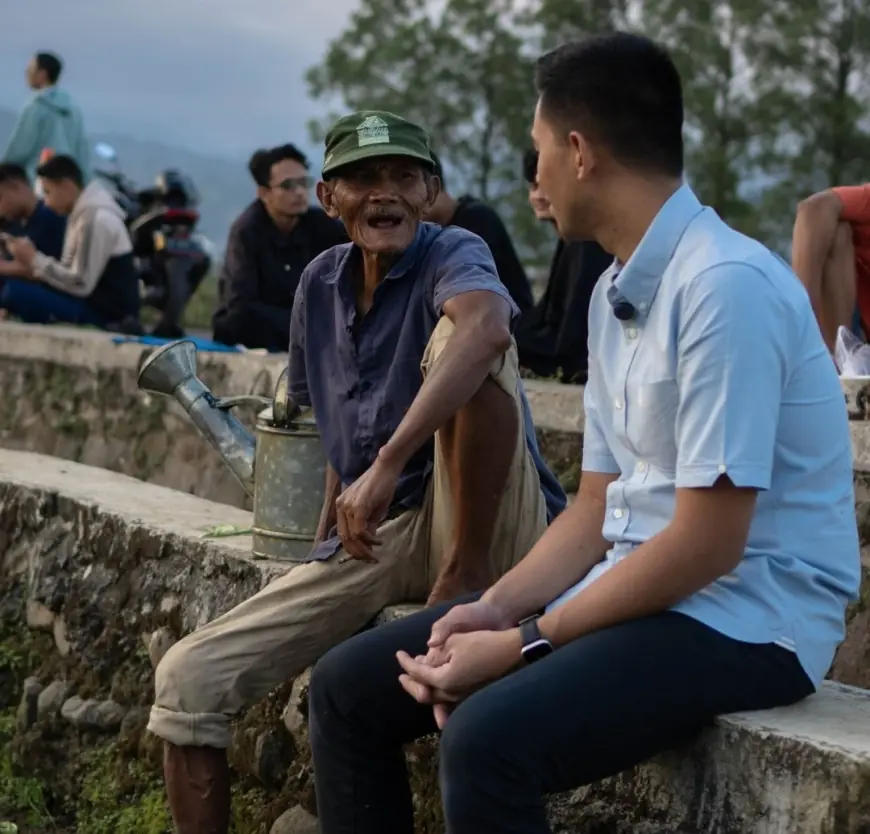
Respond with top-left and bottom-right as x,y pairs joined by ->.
396,599 -> 520,729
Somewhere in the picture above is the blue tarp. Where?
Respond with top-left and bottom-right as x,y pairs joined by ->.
111,334 -> 242,353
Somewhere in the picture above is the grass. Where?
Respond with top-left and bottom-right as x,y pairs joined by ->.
0,711 -> 54,831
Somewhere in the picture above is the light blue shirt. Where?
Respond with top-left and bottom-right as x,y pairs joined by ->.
547,184 -> 860,688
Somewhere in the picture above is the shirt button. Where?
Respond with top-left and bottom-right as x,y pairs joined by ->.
626,327 -> 637,340
637,461 -> 647,472
284,264 -> 291,271
613,508 -> 624,519
718,464 -> 727,474
638,302 -> 648,312
614,398 -> 623,410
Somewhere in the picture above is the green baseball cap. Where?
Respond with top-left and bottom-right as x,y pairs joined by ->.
321,110 -> 434,177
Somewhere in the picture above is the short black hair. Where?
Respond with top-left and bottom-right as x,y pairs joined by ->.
535,33 -> 683,177
0,163 -> 29,187
35,52 -> 63,84
36,154 -> 83,188
522,149 -> 539,184
249,143 -> 310,187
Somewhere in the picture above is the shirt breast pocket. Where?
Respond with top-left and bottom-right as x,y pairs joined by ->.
627,378 -> 679,471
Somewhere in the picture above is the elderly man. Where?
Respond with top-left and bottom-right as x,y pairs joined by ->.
147,110 -> 566,833
307,34 -> 859,834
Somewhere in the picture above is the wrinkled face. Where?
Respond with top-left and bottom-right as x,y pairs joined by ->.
317,156 -> 437,254
26,58 -> 45,90
528,179 -> 552,221
40,178 -> 78,216
260,158 -> 311,219
532,98 -> 596,241
0,180 -> 32,220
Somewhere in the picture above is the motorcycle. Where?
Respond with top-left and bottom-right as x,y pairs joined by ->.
93,142 -> 212,338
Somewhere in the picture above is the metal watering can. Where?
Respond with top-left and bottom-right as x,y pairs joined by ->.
137,340 -> 326,562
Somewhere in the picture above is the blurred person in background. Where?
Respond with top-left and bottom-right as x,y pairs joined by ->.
792,183 -> 870,353
425,151 -> 533,311
212,143 -> 347,351
0,163 -> 66,271
515,148 -> 612,383
2,52 -> 90,182
0,155 -> 140,331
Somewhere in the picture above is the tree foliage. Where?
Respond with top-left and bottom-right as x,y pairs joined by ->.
307,0 -> 870,257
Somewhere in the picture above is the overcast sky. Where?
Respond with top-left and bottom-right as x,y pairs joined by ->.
0,0 -> 360,160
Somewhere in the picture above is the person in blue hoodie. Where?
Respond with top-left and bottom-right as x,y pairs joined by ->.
2,52 -> 90,182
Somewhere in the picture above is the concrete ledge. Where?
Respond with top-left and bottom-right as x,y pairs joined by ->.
1,450 -> 869,832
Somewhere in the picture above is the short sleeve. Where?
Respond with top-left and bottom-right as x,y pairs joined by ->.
430,228 -> 519,321
832,185 -> 870,224
582,362 -> 620,474
287,278 -> 310,407
675,263 -> 789,489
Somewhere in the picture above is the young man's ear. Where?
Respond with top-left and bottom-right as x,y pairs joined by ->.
316,180 -> 339,219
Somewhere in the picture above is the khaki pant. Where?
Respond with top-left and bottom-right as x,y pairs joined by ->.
148,318 -> 548,748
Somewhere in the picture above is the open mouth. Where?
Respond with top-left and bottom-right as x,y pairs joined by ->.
366,214 -> 403,230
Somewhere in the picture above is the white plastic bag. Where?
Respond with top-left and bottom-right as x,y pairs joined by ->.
835,326 -> 870,377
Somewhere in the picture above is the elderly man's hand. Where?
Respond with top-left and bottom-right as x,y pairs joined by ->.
335,456 -> 402,562
4,236 -> 36,270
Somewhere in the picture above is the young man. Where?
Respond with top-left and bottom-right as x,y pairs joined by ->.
2,52 -> 90,182
0,163 -> 66,261
515,148 -> 612,383
1,155 -> 140,329
148,111 -> 566,833
791,183 -> 870,351
212,143 -> 347,351
425,151 -> 534,311
308,35 -> 860,834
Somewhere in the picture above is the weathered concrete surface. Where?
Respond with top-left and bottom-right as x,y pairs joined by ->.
2,451 -> 870,833
0,322 -> 584,506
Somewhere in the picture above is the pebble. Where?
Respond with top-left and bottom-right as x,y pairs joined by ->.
269,805 -> 319,834
148,627 -> 176,669
36,680 -> 73,719
61,696 -> 126,732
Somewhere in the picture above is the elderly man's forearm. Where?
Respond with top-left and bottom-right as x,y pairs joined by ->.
378,320 -> 510,469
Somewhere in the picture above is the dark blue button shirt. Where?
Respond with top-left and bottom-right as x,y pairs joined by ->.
2,201 -> 66,259
289,222 -> 566,560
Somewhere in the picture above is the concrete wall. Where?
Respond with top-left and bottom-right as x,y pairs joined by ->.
0,323 -> 584,508
2,452 -> 869,834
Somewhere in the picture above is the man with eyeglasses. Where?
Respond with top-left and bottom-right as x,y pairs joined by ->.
213,143 -> 347,351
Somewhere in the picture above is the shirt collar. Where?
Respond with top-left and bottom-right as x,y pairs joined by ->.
612,183 -> 705,315
323,221 -> 431,285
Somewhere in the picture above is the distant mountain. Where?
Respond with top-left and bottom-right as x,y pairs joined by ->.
0,106 -> 252,252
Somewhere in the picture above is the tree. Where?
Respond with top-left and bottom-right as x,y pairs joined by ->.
741,0 -> 870,248
305,0 -> 552,265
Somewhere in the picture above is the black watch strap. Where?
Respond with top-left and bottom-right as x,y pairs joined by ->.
519,615 -> 554,663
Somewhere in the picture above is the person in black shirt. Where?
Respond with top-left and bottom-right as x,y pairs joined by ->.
515,149 -> 612,384
212,144 -> 347,351
425,151 -> 533,311
0,162 -> 66,266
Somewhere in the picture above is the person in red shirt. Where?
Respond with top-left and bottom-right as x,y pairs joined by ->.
792,183 -> 870,351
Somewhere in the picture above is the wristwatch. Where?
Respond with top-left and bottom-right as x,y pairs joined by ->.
519,615 -> 554,664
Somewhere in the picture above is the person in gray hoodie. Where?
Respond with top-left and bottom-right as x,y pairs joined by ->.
2,53 -> 91,182
0,155 -> 140,330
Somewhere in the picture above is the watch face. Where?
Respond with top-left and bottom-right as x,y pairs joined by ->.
522,638 -> 553,664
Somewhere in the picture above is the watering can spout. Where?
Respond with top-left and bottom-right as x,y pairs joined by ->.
137,340 -> 262,495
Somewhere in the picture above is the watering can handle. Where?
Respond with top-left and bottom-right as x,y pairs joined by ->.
212,394 -> 272,411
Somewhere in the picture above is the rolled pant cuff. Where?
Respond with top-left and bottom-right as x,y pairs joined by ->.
147,704 -> 233,749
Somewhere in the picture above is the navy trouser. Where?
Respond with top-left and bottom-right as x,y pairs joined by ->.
1,280 -> 105,326
309,595 -> 813,834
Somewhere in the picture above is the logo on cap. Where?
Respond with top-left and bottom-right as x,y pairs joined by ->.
356,115 -> 390,148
